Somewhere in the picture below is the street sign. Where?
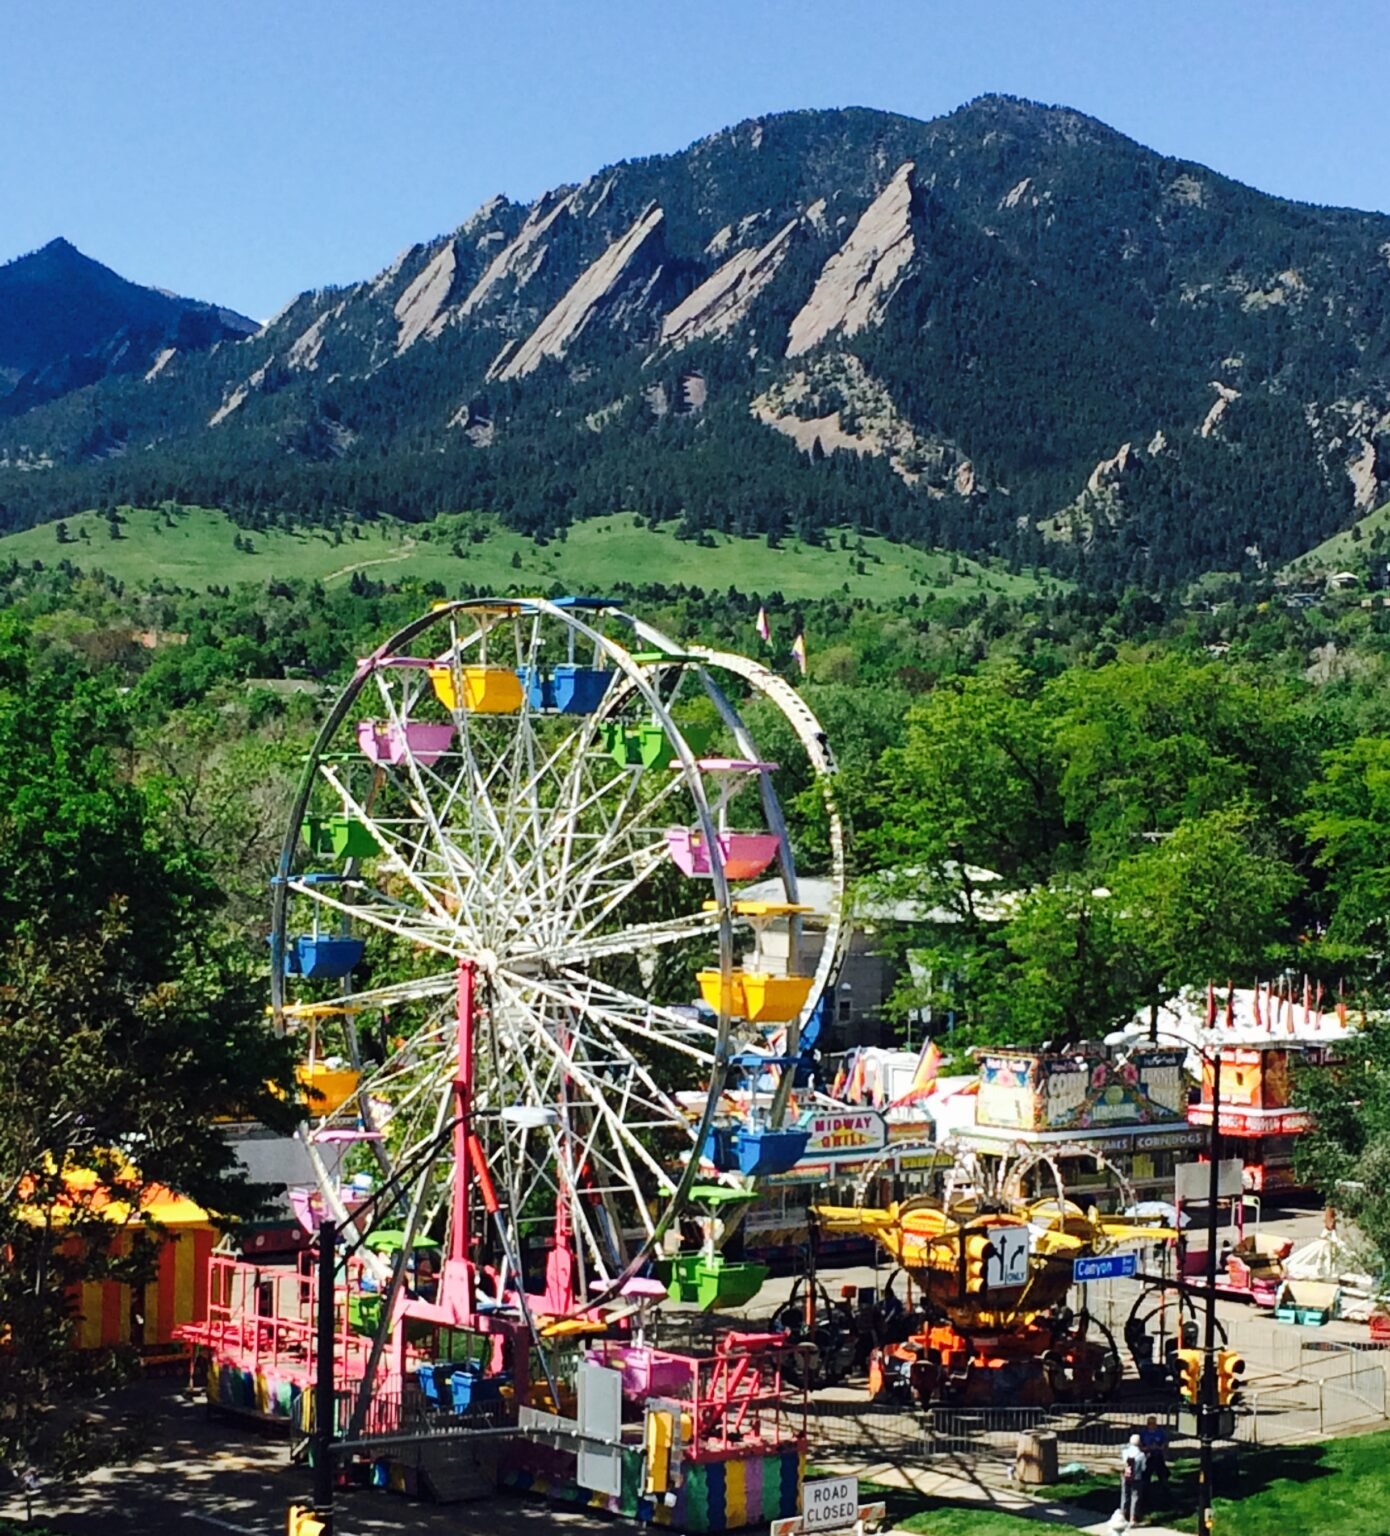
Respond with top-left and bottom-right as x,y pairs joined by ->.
1175,1157 -> 1244,1203
980,1225 -> 1031,1289
803,1476 -> 860,1532
774,1499 -> 885,1536
1073,1251 -> 1138,1283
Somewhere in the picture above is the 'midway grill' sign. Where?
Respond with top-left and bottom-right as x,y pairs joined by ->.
803,1111 -> 887,1161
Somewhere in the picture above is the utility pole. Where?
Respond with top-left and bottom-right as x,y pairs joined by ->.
312,1219 -> 338,1535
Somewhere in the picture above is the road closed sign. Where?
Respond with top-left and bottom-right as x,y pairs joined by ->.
803,1476 -> 859,1532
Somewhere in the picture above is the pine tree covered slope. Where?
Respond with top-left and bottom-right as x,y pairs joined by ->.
3,96 -> 1389,588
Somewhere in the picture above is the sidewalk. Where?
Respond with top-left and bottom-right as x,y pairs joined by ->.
817,1457 -> 1187,1536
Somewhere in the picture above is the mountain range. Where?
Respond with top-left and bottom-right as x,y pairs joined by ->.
0,238 -> 256,419
3,95 -> 1389,588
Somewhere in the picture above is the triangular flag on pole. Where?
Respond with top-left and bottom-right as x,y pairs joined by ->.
1251,983 -> 1262,1031
756,606 -> 771,644
1206,982 -> 1217,1030
829,1057 -> 848,1099
846,1049 -> 866,1103
790,633 -> 808,676
1224,982 -> 1235,1030
890,1040 -> 943,1109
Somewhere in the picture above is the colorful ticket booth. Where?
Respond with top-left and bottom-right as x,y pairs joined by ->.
1188,1044 -> 1322,1192
956,1046 -> 1202,1205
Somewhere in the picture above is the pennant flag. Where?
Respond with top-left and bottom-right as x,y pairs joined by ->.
829,1056 -> 849,1099
1285,984 -> 1296,1034
1251,983 -> 1262,1031
1224,982 -> 1235,1030
1337,981 -> 1349,1031
1315,980 -> 1325,1030
846,1049 -> 866,1103
1206,982 -> 1217,1030
790,632 -> 808,676
1302,975 -> 1312,1028
756,606 -> 771,644
890,1040 -> 944,1109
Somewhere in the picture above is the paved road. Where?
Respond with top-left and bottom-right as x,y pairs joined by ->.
2,1382 -> 615,1536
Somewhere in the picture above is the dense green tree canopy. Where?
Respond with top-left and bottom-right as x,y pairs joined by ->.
0,614 -> 294,1478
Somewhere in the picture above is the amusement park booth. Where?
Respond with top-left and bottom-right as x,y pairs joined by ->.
952,1046 -> 1202,1206
20,1170 -> 217,1359
1188,1044 -> 1326,1193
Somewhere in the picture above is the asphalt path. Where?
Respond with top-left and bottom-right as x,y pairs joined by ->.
1,1381 -> 617,1536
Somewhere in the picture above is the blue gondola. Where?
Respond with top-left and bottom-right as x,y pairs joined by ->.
704,1124 -> 811,1177
521,665 -> 613,714
450,1363 -> 506,1411
294,935 -> 365,979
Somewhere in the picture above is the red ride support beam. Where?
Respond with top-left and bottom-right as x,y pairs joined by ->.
453,962 -> 475,1267
468,1134 -> 501,1214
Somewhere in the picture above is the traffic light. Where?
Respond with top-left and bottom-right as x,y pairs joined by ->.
1175,1347 -> 1203,1404
1216,1347 -> 1246,1407
963,1232 -> 990,1292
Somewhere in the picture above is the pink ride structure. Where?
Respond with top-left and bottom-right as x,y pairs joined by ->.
182,967 -> 808,1528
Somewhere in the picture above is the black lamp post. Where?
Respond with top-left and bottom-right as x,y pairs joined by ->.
1197,1047 -> 1221,1536
312,1219 -> 338,1535
1117,1027 -> 1223,1536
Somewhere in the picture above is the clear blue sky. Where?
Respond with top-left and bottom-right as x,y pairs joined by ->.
5,1 -> 1384,320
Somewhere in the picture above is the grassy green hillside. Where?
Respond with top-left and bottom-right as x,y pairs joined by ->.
1,505 -> 1054,601
1282,499 -> 1390,578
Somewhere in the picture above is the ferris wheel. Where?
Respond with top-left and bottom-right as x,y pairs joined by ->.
269,597 -> 846,1327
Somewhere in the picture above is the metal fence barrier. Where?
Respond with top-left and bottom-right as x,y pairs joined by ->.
806,1399 -> 1184,1467
806,1349 -> 1389,1465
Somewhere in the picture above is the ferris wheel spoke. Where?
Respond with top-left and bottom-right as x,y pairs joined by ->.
561,767 -> 689,895
514,973 -> 710,1151
550,968 -> 722,1056
489,970 -> 685,1201
495,738 -> 629,936
368,669 -> 493,904
286,878 -> 472,964
317,765 -> 466,930
533,909 -> 721,972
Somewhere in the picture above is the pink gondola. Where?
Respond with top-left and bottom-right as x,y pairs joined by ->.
665,827 -> 781,880
356,719 -> 456,766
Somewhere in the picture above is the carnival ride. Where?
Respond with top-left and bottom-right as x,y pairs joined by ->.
181,596 -> 846,1528
813,1139 -> 1176,1406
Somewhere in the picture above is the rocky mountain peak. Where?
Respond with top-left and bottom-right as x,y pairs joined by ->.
786,161 -> 917,358
5,102 -> 1390,584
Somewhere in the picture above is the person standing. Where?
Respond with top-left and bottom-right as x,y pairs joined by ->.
1139,1415 -> 1170,1501
1119,1433 -> 1147,1526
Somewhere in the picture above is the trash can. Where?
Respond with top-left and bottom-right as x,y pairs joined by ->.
1014,1429 -> 1059,1486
